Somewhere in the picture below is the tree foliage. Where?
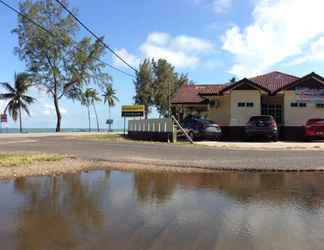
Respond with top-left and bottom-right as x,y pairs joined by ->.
81,88 -> 101,132
13,0 -> 110,131
133,59 -> 154,119
134,58 -> 191,118
0,73 -> 36,132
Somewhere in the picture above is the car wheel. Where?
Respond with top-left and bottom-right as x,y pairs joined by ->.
272,135 -> 278,142
304,136 -> 311,142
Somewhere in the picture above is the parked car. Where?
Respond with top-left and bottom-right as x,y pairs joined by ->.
182,117 -> 222,141
245,115 -> 278,141
305,118 -> 324,140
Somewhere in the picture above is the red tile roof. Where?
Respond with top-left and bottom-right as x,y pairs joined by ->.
171,71 -> 320,104
197,84 -> 226,95
249,71 -> 300,93
171,85 -> 207,104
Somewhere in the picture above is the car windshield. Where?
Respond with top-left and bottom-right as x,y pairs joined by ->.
249,116 -> 272,122
198,119 -> 213,125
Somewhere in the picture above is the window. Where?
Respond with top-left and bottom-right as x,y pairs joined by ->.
238,102 -> 245,107
299,102 -> 307,107
291,102 -> 298,107
316,103 -> 324,108
246,102 -> 254,107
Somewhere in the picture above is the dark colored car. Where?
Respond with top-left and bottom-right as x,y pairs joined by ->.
245,115 -> 278,141
305,118 -> 324,140
182,117 -> 222,141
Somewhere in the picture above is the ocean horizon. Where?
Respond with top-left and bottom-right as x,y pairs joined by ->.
0,128 -> 123,133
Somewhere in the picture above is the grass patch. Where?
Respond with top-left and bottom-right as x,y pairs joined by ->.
85,133 -> 125,141
0,154 -> 65,167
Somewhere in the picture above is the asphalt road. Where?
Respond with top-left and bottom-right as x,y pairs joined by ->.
1,136 -> 324,171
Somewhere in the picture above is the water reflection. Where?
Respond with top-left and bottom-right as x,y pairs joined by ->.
0,170 -> 324,249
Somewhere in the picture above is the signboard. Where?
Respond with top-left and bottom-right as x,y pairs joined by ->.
121,105 -> 145,117
295,88 -> 324,102
106,119 -> 114,125
0,114 -> 7,123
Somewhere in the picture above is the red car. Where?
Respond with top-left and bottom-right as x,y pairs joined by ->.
305,119 -> 324,140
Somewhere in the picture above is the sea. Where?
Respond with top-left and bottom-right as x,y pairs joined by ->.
0,128 -> 123,134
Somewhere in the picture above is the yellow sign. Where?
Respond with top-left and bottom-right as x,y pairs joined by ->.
121,105 -> 145,117
122,105 -> 145,113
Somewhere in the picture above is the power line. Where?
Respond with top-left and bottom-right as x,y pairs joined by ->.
54,0 -> 138,74
0,0 -> 135,79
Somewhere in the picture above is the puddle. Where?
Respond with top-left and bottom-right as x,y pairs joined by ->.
1,170 -> 324,249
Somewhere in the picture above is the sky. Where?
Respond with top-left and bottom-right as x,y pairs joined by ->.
1,0 -> 324,129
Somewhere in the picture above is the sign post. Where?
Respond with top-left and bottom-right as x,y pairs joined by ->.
0,114 -> 7,133
121,105 -> 145,136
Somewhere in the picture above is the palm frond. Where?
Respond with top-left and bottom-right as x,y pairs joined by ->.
0,82 -> 15,93
21,95 -> 36,104
0,93 -> 16,100
21,102 -> 31,117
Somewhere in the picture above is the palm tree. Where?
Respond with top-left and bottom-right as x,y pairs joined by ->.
102,83 -> 119,131
0,73 -> 35,133
82,88 -> 101,132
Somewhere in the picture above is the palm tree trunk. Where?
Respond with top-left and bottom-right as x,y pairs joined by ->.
93,103 -> 100,132
19,105 -> 22,133
108,105 -> 111,132
87,106 -> 91,132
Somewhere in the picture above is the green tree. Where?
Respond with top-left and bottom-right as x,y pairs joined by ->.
229,77 -> 236,83
134,59 -> 154,119
0,73 -> 36,133
102,83 -> 119,131
13,0 -> 109,132
153,59 -> 190,117
81,88 -> 101,132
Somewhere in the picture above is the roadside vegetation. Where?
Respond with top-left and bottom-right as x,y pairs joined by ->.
0,0 -> 192,132
0,154 -> 64,167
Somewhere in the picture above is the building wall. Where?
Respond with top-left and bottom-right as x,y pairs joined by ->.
230,90 -> 261,126
206,95 -> 231,126
284,90 -> 324,126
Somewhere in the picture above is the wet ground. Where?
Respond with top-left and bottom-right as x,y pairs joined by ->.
1,170 -> 324,250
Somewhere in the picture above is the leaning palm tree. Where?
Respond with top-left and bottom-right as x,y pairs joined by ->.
0,73 -> 35,133
102,83 -> 119,131
82,88 -> 101,132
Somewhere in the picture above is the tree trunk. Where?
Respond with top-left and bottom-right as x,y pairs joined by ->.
87,106 -> 91,132
108,105 -> 111,132
144,105 -> 148,120
53,95 -> 62,132
93,103 -> 100,132
19,105 -> 22,133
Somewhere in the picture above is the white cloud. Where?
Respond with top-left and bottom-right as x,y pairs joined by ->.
222,0 -> 324,77
140,32 -> 214,69
291,36 -> 324,65
42,103 -> 67,117
114,32 -> 214,70
212,0 -> 232,13
112,48 -> 140,68
193,0 -> 232,14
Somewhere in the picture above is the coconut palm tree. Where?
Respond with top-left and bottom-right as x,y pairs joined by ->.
82,88 -> 101,132
0,73 -> 35,133
102,83 -> 118,131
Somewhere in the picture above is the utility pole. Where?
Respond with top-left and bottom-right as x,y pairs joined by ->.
168,80 -> 171,118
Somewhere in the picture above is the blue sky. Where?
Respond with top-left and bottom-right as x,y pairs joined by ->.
1,0 -> 324,129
